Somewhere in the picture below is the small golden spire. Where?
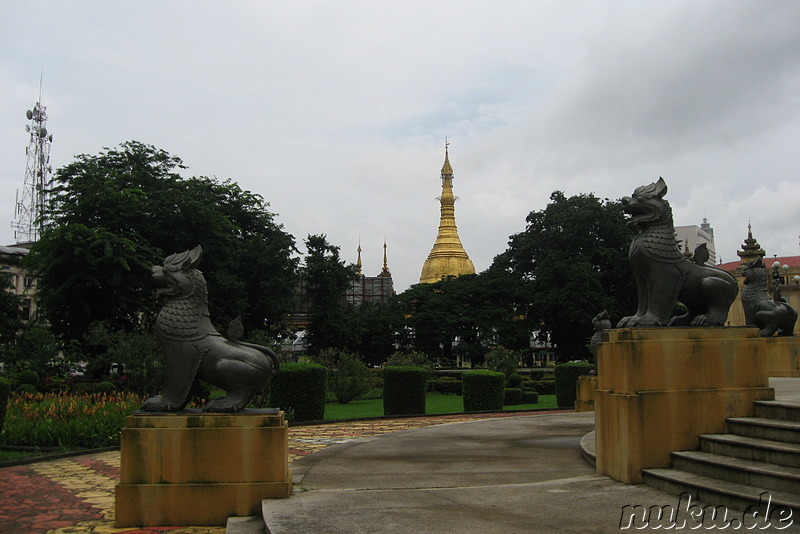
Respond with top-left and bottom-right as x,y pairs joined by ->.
356,237 -> 363,277
378,238 -> 392,278
441,138 -> 453,176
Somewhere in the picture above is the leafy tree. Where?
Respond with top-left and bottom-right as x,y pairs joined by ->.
492,191 -> 635,361
0,273 -> 23,350
302,234 -> 360,354
484,346 -> 521,378
4,323 -> 64,375
27,141 -> 298,344
311,348 -> 371,404
393,271 -> 531,365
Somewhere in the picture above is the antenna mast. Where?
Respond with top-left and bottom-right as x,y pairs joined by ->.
12,79 -> 53,244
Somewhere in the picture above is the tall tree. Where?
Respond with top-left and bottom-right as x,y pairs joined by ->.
27,141 -> 297,343
301,234 -> 360,354
492,191 -> 635,361
0,273 -> 23,350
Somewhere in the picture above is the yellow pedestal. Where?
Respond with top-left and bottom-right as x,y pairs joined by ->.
575,375 -> 598,412
115,410 -> 291,527
764,336 -> 800,377
595,327 -> 777,484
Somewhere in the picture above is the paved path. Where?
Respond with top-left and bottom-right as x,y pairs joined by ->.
0,411 -> 533,534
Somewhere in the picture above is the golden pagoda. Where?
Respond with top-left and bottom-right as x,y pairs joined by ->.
419,144 -> 475,284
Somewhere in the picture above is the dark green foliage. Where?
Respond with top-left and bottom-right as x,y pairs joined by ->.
383,366 -> 427,416
492,191 -> 635,361
529,379 -> 556,395
462,370 -> 505,412
506,372 -> 523,388
485,346 -> 521,378
386,351 -> 434,379
28,141 -> 298,343
521,390 -> 539,404
0,376 -> 11,435
555,363 -> 595,408
15,383 -> 37,394
81,322 -> 161,395
394,271 -> 531,364
5,326 -> 63,376
15,369 -> 40,388
0,274 -> 22,349
95,381 -> 116,394
302,235 -> 360,354
270,363 -> 327,423
428,377 -> 461,395
312,348 -> 371,404
503,387 -> 523,406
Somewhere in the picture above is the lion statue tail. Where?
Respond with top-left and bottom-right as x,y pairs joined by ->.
238,341 -> 281,373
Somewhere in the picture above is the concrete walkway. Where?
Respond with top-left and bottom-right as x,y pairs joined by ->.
262,378 -> 800,534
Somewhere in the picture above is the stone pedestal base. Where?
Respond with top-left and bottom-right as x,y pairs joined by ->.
115,410 -> 291,527
595,328 -> 776,484
764,336 -> 800,377
575,375 -> 598,412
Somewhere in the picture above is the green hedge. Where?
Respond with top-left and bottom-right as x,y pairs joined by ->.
521,390 -> 539,404
428,377 -> 461,395
503,387 -> 523,406
528,379 -> 555,395
270,363 -> 327,423
462,370 -> 505,412
383,366 -> 427,416
0,376 -> 11,435
555,362 -> 594,408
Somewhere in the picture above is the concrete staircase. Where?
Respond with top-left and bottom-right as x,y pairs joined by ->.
642,400 -> 800,514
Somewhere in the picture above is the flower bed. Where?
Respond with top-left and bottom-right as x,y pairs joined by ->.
1,392 -> 142,449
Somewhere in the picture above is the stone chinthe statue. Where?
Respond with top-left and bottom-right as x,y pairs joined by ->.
741,256 -> 798,336
616,178 -> 738,328
141,245 -> 279,412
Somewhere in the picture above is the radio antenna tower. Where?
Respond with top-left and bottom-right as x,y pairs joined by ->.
12,78 -> 53,244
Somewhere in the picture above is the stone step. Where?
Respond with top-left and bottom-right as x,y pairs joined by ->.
755,401 -> 800,423
672,450 -> 800,494
700,433 -> 800,468
727,417 -> 800,444
642,468 -> 800,519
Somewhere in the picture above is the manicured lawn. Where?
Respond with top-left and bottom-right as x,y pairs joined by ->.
324,393 -> 557,420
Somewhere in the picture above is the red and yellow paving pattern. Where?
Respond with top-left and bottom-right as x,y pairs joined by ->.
0,412 -> 533,534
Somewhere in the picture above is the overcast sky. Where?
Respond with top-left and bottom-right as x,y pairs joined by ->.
2,1 -> 799,292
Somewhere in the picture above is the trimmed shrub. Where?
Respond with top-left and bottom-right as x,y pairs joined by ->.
95,381 -> 116,394
462,370 -> 505,412
383,366 -> 427,416
428,377 -> 461,395
503,387 -> 523,406
0,376 -> 11,435
555,362 -> 594,408
270,363 -> 327,423
521,390 -> 539,404
506,373 -> 523,388
15,369 -> 40,389
529,379 -> 556,396
15,383 -> 37,394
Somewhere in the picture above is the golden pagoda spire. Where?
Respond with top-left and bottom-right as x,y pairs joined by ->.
378,238 -> 392,278
419,142 -> 475,284
356,237 -> 363,277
